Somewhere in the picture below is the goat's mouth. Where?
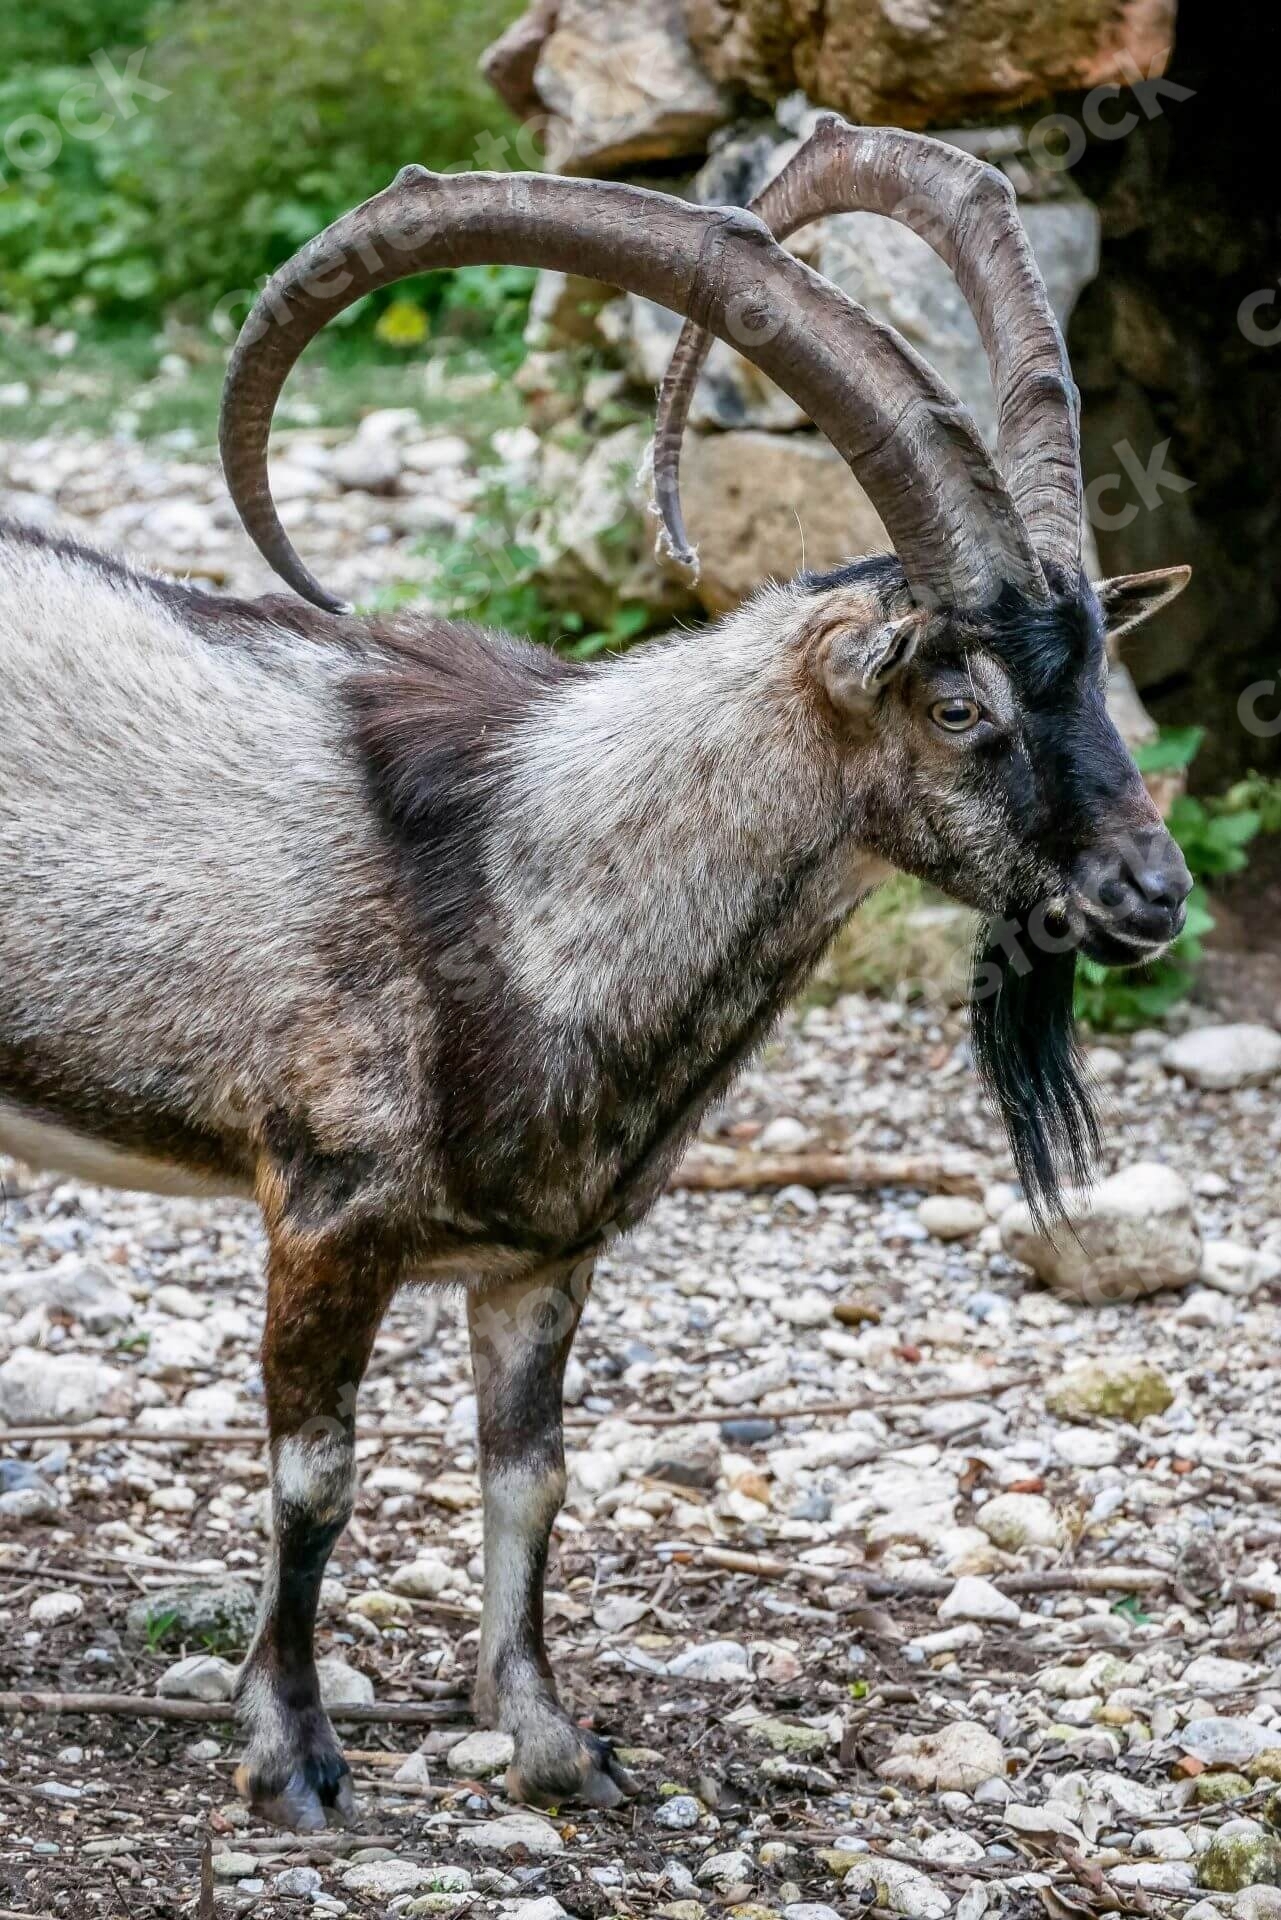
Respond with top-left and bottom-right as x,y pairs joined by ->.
1074,909 -> 1182,969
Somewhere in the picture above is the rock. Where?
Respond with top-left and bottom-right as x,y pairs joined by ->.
1182,1721 -> 1280,1769
1000,1162 -> 1201,1303
757,1116 -> 811,1152
156,1655 -> 237,1703
0,1259 -> 132,1332
623,297 -> 807,434
750,1717 -> 830,1758
347,1588 -> 412,1627
654,1793 -> 702,1830
463,1812 -> 565,1856
0,1346 -> 132,1425
511,1900 -> 568,1920
212,1851 -> 257,1880
1202,1241 -> 1279,1296
393,1749 -> 433,1787
976,1492 -> 1064,1551
342,1861 -> 457,1897
648,1432 -> 722,1491
917,1196 -> 987,1241
669,429 -> 888,616
1045,1357 -> 1175,1424
446,1729 -> 516,1778
1051,1426 -> 1121,1468
783,1907 -> 842,1920
1162,1024 -> 1281,1091
1235,1891 -> 1281,1919
127,1580 -> 258,1654
818,195 -> 1100,451
29,1590 -> 83,1626
667,1640 -> 752,1683
841,1858 -> 950,1918
143,1320 -> 219,1379
880,1722 -> 1005,1793
0,1484 -> 60,1522
708,1354 -> 790,1406
533,423 -> 696,624
683,0 -> 1176,130
275,1868 -> 323,1898
697,1850 -> 754,1891
938,1577 -> 1020,1626
316,1656 -> 374,1709
1199,1825 -> 1281,1893
525,0 -> 729,174
330,435 -> 401,495
525,270 -> 617,351
389,1553 -> 454,1598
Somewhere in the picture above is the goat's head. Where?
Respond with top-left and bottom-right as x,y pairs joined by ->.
216,114 -> 1192,1219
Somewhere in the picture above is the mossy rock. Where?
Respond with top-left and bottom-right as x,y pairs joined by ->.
750,1716 -> 829,1758
126,1579 -> 258,1655
1199,1831 -> 1281,1892
1249,1753 -> 1281,1782
1045,1360 -> 1174,1424
1195,1773 -> 1254,1805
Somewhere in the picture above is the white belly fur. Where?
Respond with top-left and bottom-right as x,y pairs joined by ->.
0,1104 -> 251,1200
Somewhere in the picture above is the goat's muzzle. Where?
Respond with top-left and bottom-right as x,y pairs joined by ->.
1069,827 -> 1192,965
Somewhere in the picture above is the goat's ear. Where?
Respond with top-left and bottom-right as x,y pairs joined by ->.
821,611 -> 927,714
1095,565 -> 1191,645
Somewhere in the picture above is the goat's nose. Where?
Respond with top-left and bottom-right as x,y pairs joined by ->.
1132,863 -> 1193,911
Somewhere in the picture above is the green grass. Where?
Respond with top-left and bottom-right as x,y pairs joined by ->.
0,321 -> 528,446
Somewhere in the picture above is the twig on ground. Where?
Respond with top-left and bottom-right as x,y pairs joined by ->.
692,1547 -> 1173,1602
0,1691 -> 470,1727
671,1146 -> 985,1196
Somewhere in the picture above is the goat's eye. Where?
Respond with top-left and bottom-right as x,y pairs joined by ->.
930,697 -> 982,733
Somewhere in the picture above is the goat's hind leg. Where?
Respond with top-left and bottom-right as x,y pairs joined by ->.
469,1264 -> 638,1809
236,1215 -> 394,1832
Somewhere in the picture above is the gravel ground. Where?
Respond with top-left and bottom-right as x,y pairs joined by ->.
3,431 -> 1281,1920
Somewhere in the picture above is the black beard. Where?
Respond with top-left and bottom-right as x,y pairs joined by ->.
969,921 -> 1100,1227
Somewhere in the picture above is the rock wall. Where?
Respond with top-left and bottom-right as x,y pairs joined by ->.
684,0 -> 1177,130
482,0 -> 1281,780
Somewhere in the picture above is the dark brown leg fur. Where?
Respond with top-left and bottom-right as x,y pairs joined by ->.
467,1261 -> 638,1809
235,1198 -> 395,1832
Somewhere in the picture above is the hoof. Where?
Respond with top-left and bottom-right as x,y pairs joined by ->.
234,1750 -> 359,1834
507,1727 -> 640,1812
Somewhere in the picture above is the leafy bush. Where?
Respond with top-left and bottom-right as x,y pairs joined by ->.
1074,728 -> 1281,1030
0,0 -> 524,323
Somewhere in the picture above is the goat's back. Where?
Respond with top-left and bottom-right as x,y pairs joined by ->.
0,530 -> 425,1194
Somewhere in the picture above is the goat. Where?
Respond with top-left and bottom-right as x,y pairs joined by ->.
0,118 -> 1192,1829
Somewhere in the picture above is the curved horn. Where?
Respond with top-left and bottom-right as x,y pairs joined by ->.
655,116 -> 1081,590
220,165 -> 1045,614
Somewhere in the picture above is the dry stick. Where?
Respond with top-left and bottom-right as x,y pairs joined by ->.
0,1691 -> 468,1726
0,1374 -> 1038,1451
670,1146 -> 986,1196
696,1546 -> 1171,1599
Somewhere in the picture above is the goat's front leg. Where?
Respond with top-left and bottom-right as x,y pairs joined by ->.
468,1263 -> 637,1809
235,1217 -> 394,1832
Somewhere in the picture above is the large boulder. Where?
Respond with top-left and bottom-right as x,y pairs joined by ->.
683,0 -> 1177,129
816,192 -> 1100,452
532,423 -> 699,623
999,1162 -> 1202,1304
488,0 -> 730,174
673,428 -> 889,614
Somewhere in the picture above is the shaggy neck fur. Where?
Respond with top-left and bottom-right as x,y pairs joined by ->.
490,587 -> 880,1040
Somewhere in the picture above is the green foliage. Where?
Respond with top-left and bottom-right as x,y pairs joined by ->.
415,475 -> 664,659
0,0 -> 157,68
0,0 -> 524,323
1075,731 -> 1281,1031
